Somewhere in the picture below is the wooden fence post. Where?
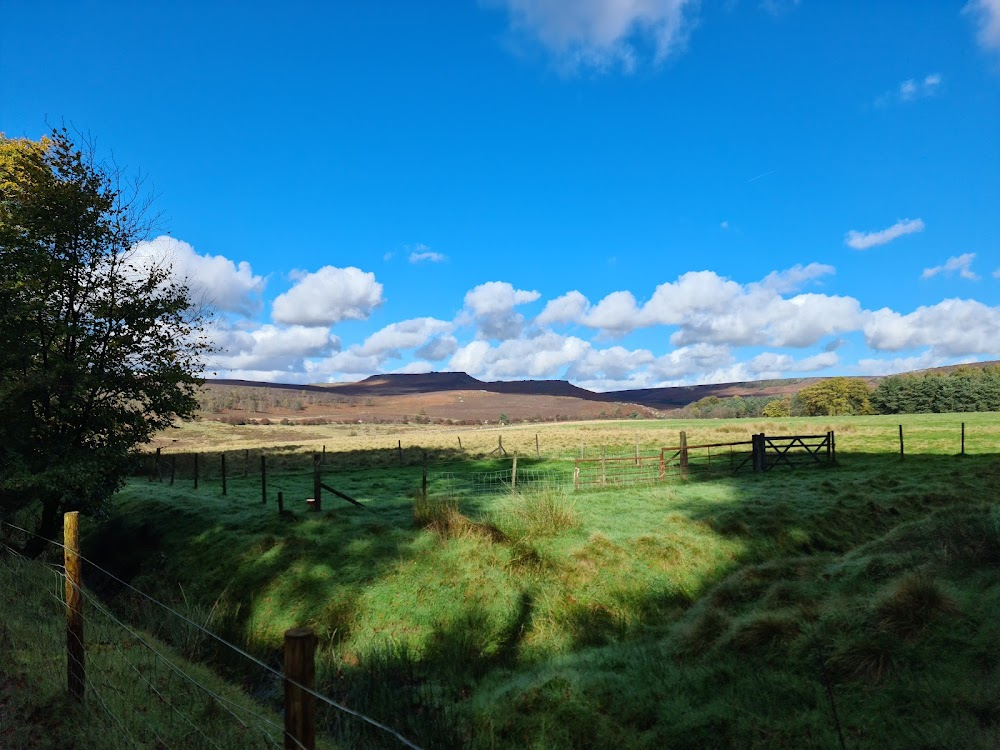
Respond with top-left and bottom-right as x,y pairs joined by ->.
261,455 -> 267,505
573,465 -> 579,491
511,455 -> 518,494
961,422 -> 965,455
601,446 -> 606,486
831,431 -> 837,464
826,431 -> 833,463
536,433 -> 540,458
398,440 -> 403,466
221,453 -> 227,496
422,451 -> 428,501
244,449 -> 249,478
679,432 -> 689,478
283,628 -> 316,750
278,491 -> 284,514
64,511 -> 85,701
194,452 -> 199,490
154,447 -> 162,482
458,436 -> 462,450
899,425 -> 904,459
322,445 -> 326,465
752,434 -> 765,473
312,453 -> 322,511
659,448 -> 665,479
169,456 -> 175,486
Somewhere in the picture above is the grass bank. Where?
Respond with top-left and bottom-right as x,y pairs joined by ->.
9,413 -> 1000,748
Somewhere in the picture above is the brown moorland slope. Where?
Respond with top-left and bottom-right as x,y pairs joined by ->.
200,361 -> 999,424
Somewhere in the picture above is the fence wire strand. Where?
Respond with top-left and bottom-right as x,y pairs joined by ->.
1,521 -> 424,750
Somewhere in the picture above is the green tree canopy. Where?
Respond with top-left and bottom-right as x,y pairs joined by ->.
795,378 -> 874,417
0,129 -> 208,554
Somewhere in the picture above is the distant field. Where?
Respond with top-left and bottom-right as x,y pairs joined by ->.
152,411 -> 999,459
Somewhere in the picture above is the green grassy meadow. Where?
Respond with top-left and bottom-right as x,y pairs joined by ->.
7,412 -> 1000,748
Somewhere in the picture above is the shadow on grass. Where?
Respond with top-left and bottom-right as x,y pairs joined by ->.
83,448 -> 1000,749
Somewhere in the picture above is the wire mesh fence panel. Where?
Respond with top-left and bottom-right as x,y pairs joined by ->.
2,521 -> 425,750
0,544 -> 67,698
573,454 -> 664,489
433,468 -> 569,497
79,588 -> 289,750
661,442 -> 756,478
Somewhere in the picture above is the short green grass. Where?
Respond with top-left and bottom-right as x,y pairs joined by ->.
8,412 -> 1000,748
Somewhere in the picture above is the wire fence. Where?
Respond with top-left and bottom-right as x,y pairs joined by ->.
572,453 -> 665,489
432,467 -> 569,497
0,520 -> 424,750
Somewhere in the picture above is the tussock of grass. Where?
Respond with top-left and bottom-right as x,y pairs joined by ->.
675,606 -> 730,655
494,491 -> 580,539
726,612 -> 802,652
874,573 -> 960,638
414,494 -> 508,542
827,631 -> 898,683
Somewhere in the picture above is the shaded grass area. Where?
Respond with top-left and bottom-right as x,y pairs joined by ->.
73,424 -> 1000,749
0,552 -> 300,750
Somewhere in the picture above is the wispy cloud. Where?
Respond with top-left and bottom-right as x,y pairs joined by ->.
845,218 -> 925,250
497,0 -> 697,73
409,251 -> 447,263
876,74 -> 942,106
922,253 -> 979,280
408,243 -> 447,263
966,0 -> 1000,56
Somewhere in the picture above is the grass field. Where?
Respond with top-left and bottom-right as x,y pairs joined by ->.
7,412 -> 1000,748
152,411 -> 999,459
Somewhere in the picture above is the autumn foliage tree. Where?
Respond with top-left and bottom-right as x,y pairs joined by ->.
794,377 -> 874,417
0,129 -> 208,554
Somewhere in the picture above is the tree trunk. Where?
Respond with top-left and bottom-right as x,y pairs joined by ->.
22,496 -> 62,558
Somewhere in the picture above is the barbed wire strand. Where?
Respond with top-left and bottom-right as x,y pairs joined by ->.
1,520 -> 424,750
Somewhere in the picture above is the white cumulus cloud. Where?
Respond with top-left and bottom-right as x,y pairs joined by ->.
863,299 -> 1000,356
535,290 -> 591,326
449,332 -> 590,379
272,266 -> 384,326
416,335 -> 459,361
130,235 -> 265,316
746,351 -> 838,376
358,318 -> 453,356
565,267 -> 861,347
207,323 -> 339,374
845,218 -> 925,250
463,281 -> 541,339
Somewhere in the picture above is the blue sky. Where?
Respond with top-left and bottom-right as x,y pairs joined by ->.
3,1 -> 999,390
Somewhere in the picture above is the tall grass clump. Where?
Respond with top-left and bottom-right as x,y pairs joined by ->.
494,490 -> 580,539
413,493 -> 508,542
874,573 -> 960,638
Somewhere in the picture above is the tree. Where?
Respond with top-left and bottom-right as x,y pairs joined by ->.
0,129 -> 208,555
761,397 -> 791,418
795,378 -> 874,416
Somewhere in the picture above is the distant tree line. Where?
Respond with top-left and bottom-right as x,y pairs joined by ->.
869,366 -> 1000,414
679,368 -> 1000,419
